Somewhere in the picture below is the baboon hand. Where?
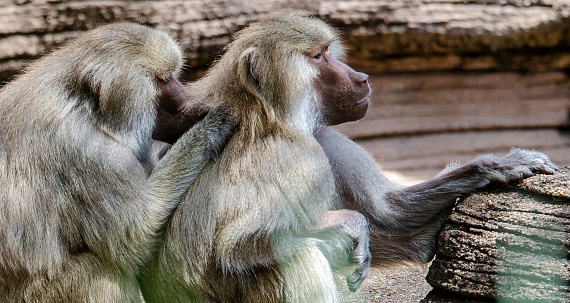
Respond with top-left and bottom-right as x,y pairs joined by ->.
341,211 -> 371,292
192,105 -> 237,160
475,148 -> 557,184
504,148 -> 557,175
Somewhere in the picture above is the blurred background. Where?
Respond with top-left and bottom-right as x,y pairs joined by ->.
1,1 -> 569,301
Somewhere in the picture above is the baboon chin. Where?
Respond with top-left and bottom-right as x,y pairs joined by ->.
0,22 -> 235,302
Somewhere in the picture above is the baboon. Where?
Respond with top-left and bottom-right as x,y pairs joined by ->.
139,15 -> 372,303
0,23 -> 234,302
141,14 -> 557,302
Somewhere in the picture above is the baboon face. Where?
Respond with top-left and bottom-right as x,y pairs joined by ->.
155,77 -> 186,116
153,77 -> 208,144
310,45 -> 371,126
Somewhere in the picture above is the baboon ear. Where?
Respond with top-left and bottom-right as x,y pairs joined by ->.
240,47 -> 260,86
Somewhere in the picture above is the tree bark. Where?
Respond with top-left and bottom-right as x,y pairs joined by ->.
423,167 -> 570,302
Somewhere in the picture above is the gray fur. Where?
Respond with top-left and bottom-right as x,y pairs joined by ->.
316,127 -> 557,267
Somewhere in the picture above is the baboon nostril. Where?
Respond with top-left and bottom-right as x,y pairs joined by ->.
352,71 -> 369,85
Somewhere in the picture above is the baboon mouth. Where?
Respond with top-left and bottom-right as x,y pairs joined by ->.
342,98 -> 369,109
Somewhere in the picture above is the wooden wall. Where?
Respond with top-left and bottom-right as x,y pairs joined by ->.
338,71 -> 570,183
1,0 -> 569,183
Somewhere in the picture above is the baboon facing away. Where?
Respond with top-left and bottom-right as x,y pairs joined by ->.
0,23 -> 234,302
139,15 -> 372,303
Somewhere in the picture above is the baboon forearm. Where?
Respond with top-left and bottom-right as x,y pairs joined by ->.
148,107 -> 236,212
317,125 -> 556,251
387,149 -> 557,230
381,164 -> 485,230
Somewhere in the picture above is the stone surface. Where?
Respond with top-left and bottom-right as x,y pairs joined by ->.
422,167 -> 570,302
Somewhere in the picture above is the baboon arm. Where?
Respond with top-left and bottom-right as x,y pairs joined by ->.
316,127 -> 557,263
317,127 -> 557,228
148,107 -> 236,219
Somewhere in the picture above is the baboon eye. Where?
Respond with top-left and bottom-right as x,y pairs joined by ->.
159,76 -> 173,84
313,45 -> 330,60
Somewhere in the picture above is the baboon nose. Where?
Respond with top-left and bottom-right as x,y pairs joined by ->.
352,71 -> 369,86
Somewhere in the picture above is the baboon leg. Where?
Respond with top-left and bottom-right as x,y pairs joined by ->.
281,245 -> 339,303
23,254 -> 140,303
